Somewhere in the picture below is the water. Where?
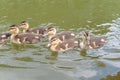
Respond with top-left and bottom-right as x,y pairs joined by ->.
0,0 -> 120,80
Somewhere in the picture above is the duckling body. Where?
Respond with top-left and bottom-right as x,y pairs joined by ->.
80,31 -> 107,49
28,27 -> 46,35
19,21 -> 46,35
87,36 -> 107,49
50,38 -> 80,52
45,27 -> 78,41
11,33 -> 42,44
51,31 -> 77,41
9,25 -> 43,44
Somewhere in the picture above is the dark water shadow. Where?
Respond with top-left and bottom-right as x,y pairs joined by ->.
0,64 -> 31,69
80,49 -> 87,56
12,43 -> 38,49
14,57 -> 34,62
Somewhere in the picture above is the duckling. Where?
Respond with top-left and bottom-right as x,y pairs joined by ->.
0,32 -> 11,44
8,25 -> 43,44
50,38 -> 80,52
80,31 -> 107,49
45,26 -> 78,41
19,21 -> 46,35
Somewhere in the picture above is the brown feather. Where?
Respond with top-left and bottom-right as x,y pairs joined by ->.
51,39 -> 79,52
89,36 -> 107,49
14,33 -> 42,44
51,31 -> 77,41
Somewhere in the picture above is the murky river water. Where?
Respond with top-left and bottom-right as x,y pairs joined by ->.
0,0 -> 120,80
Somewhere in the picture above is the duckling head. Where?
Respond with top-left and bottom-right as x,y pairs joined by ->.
45,27 -> 56,36
50,38 -> 62,46
9,25 -> 19,34
82,31 -> 91,44
80,31 -> 90,49
19,21 -> 29,31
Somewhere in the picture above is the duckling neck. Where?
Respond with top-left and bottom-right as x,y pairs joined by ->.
10,33 -> 17,40
10,33 -> 21,44
80,39 -> 88,49
50,44 -> 58,51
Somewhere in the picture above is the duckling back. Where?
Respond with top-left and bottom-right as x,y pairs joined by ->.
88,36 -> 107,49
51,31 -> 78,41
15,33 -> 43,44
31,27 -> 46,35
50,39 -> 80,52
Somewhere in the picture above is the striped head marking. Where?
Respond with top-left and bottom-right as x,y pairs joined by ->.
9,25 -> 19,34
45,27 -> 56,36
51,38 -> 61,45
19,21 -> 29,29
83,31 -> 89,37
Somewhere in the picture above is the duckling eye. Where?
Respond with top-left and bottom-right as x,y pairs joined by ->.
51,38 -> 57,42
22,23 -> 26,25
83,34 -> 87,38
51,39 -> 56,42
83,34 -> 86,36
9,28 -> 15,30
84,32 -> 89,36
49,29 -> 53,31
9,28 -> 15,32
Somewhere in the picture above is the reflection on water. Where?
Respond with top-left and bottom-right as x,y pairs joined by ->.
14,57 -> 34,62
45,52 -> 58,60
96,61 -> 106,67
80,49 -> 87,56
101,71 -> 120,80
0,0 -> 120,80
